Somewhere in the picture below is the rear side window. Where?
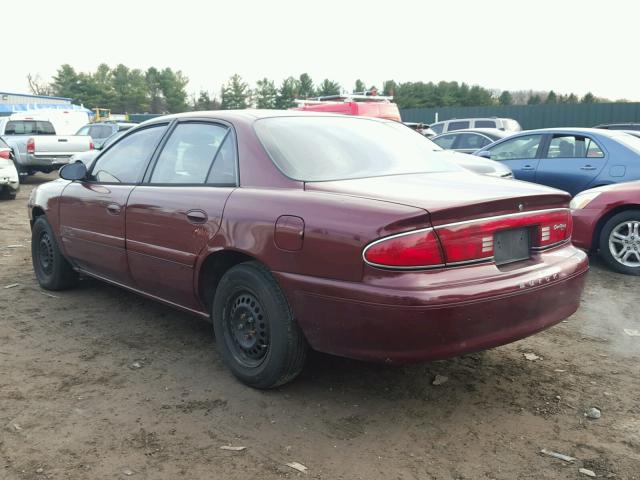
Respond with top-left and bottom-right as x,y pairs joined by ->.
457,133 -> 491,149
432,134 -> 457,149
489,134 -> 543,160
430,122 -> 444,134
447,121 -> 470,131
5,120 -> 55,135
547,135 -> 604,159
475,120 -> 496,128
150,123 -> 229,184
91,125 -> 167,183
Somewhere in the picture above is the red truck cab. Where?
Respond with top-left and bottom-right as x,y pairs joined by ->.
291,93 -> 401,121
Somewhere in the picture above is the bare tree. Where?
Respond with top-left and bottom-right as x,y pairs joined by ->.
27,73 -> 52,96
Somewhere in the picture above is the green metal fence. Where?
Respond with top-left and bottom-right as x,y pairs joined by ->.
400,103 -> 640,130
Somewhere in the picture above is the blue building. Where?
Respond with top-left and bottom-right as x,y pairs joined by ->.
0,91 -> 92,117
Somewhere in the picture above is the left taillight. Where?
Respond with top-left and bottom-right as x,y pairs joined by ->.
363,228 -> 445,269
0,150 -> 10,160
26,137 -> 35,154
89,142 -> 94,150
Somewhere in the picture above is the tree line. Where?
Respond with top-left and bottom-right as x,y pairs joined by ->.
28,64 -> 616,114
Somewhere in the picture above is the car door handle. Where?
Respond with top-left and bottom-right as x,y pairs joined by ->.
521,165 -> 536,171
186,209 -> 208,224
106,203 -> 121,215
580,165 -> 597,170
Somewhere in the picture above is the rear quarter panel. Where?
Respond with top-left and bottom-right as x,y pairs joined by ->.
201,188 -> 431,283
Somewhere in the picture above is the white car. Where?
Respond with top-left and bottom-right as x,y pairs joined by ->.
0,137 -> 19,200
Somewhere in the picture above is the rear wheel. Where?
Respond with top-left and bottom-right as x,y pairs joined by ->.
599,210 -> 640,276
31,216 -> 78,290
212,262 -> 307,388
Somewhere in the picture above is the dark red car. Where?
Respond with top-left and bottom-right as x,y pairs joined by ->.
571,181 -> 640,275
28,111 -> 588,388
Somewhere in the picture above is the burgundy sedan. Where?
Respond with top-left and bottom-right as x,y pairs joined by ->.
28,111 -> 588,388
571,181 -> 640,275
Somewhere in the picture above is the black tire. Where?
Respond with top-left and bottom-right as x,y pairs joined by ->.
599,209 -> 640,276
31,216 -> 78,290
212,261 -> 307,389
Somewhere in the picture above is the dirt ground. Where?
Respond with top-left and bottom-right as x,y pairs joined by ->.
1,173 -> 639,480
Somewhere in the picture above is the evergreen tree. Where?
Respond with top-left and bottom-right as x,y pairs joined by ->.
353,79 -> 367,93
527,94 -> 542,105
298,73 -> 315,98
275,77 -> 299,109
254,78 -> 277,108
51,64 -> 81,101
317,79 -> 341,96
499,90 -> 513,105
159,68 -> 189,112
193,91 -> 219,111
382,80 -> 398,97
145,67 -> 166,113
221,74 -> 250,109
545,90 -> 557,104
581,92 -> 596,103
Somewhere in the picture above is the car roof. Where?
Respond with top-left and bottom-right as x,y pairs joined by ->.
514,127 -> 624,137
141,109 -> 392,126
436,128 -> 509,136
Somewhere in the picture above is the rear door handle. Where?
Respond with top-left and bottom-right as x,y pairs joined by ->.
521,165 -> 536,171
186,209 -> 207,224
580,165 -> 597,171
106,203 -> 121,215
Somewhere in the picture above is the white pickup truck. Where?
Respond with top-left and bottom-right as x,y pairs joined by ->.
0,117 -> 93,181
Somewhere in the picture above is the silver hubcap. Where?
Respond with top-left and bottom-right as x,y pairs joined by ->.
609,220 -> 640,267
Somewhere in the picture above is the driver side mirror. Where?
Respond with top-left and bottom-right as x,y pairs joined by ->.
476,150 -> 492,159
59,161 -> 88,181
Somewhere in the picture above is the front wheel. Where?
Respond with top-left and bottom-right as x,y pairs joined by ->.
599,210 -> 640,276
31,216 -> 78,290
212,262 -> 307,389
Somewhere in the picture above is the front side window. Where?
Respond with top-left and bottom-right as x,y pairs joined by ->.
91,125 -> 167,183
432,134 -> 457,149
489,134 -> 543,160
447,121 -> 470,131
255,116 -> 460,182
475,120 -> 496,128
456,133 -> 491,150
547,135 -> 604,159
150,123 -> 228,184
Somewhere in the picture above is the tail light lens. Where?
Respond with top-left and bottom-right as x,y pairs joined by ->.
26,138 -> 35,154
89,142 -> 94,150
364,209 -> 572,270
0,150 -> 10,160
363,229 -> 444,268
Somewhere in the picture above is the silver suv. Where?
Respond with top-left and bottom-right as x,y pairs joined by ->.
430,117 -> 522,135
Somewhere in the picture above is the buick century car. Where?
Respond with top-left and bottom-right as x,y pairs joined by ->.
28,111 -> 588,388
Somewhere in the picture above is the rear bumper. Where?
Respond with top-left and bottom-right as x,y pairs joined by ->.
276,246 -> 588,363
21,154 -> 73,169
0,165 -> 19,192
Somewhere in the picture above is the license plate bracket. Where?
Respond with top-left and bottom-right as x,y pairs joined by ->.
494,228 -> 531,265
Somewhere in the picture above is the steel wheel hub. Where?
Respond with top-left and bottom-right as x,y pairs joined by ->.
38,232 -> 54,275
609,220 -> 640,267
226,292 -> 269,366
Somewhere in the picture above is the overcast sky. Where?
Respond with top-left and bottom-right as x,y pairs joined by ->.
4,0 -> 639,101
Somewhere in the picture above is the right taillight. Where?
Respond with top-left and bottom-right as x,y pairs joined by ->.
26,138 -> 35,154
363,228 -> 444,269
364,209 -> 572,270
0,150 -> 10,160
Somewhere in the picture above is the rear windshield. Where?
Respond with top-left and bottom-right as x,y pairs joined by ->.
4,120 -> 56,135
612,133 -> 640,154
254,116 -> 459,182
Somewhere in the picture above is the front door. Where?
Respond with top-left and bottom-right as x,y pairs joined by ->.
536,134 -> 607,195
125,120 -> 238,311
486,133 -> 545,183
59,123 -> 169,285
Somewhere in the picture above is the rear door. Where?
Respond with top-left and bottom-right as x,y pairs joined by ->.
59,124 -> 168,285
125,120 -> 238,311
536,134 -> 607,195
484,134 -> 544,182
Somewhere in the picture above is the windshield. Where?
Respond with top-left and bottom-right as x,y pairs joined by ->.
612,132 -> 640,154
254,116 -> 459,182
